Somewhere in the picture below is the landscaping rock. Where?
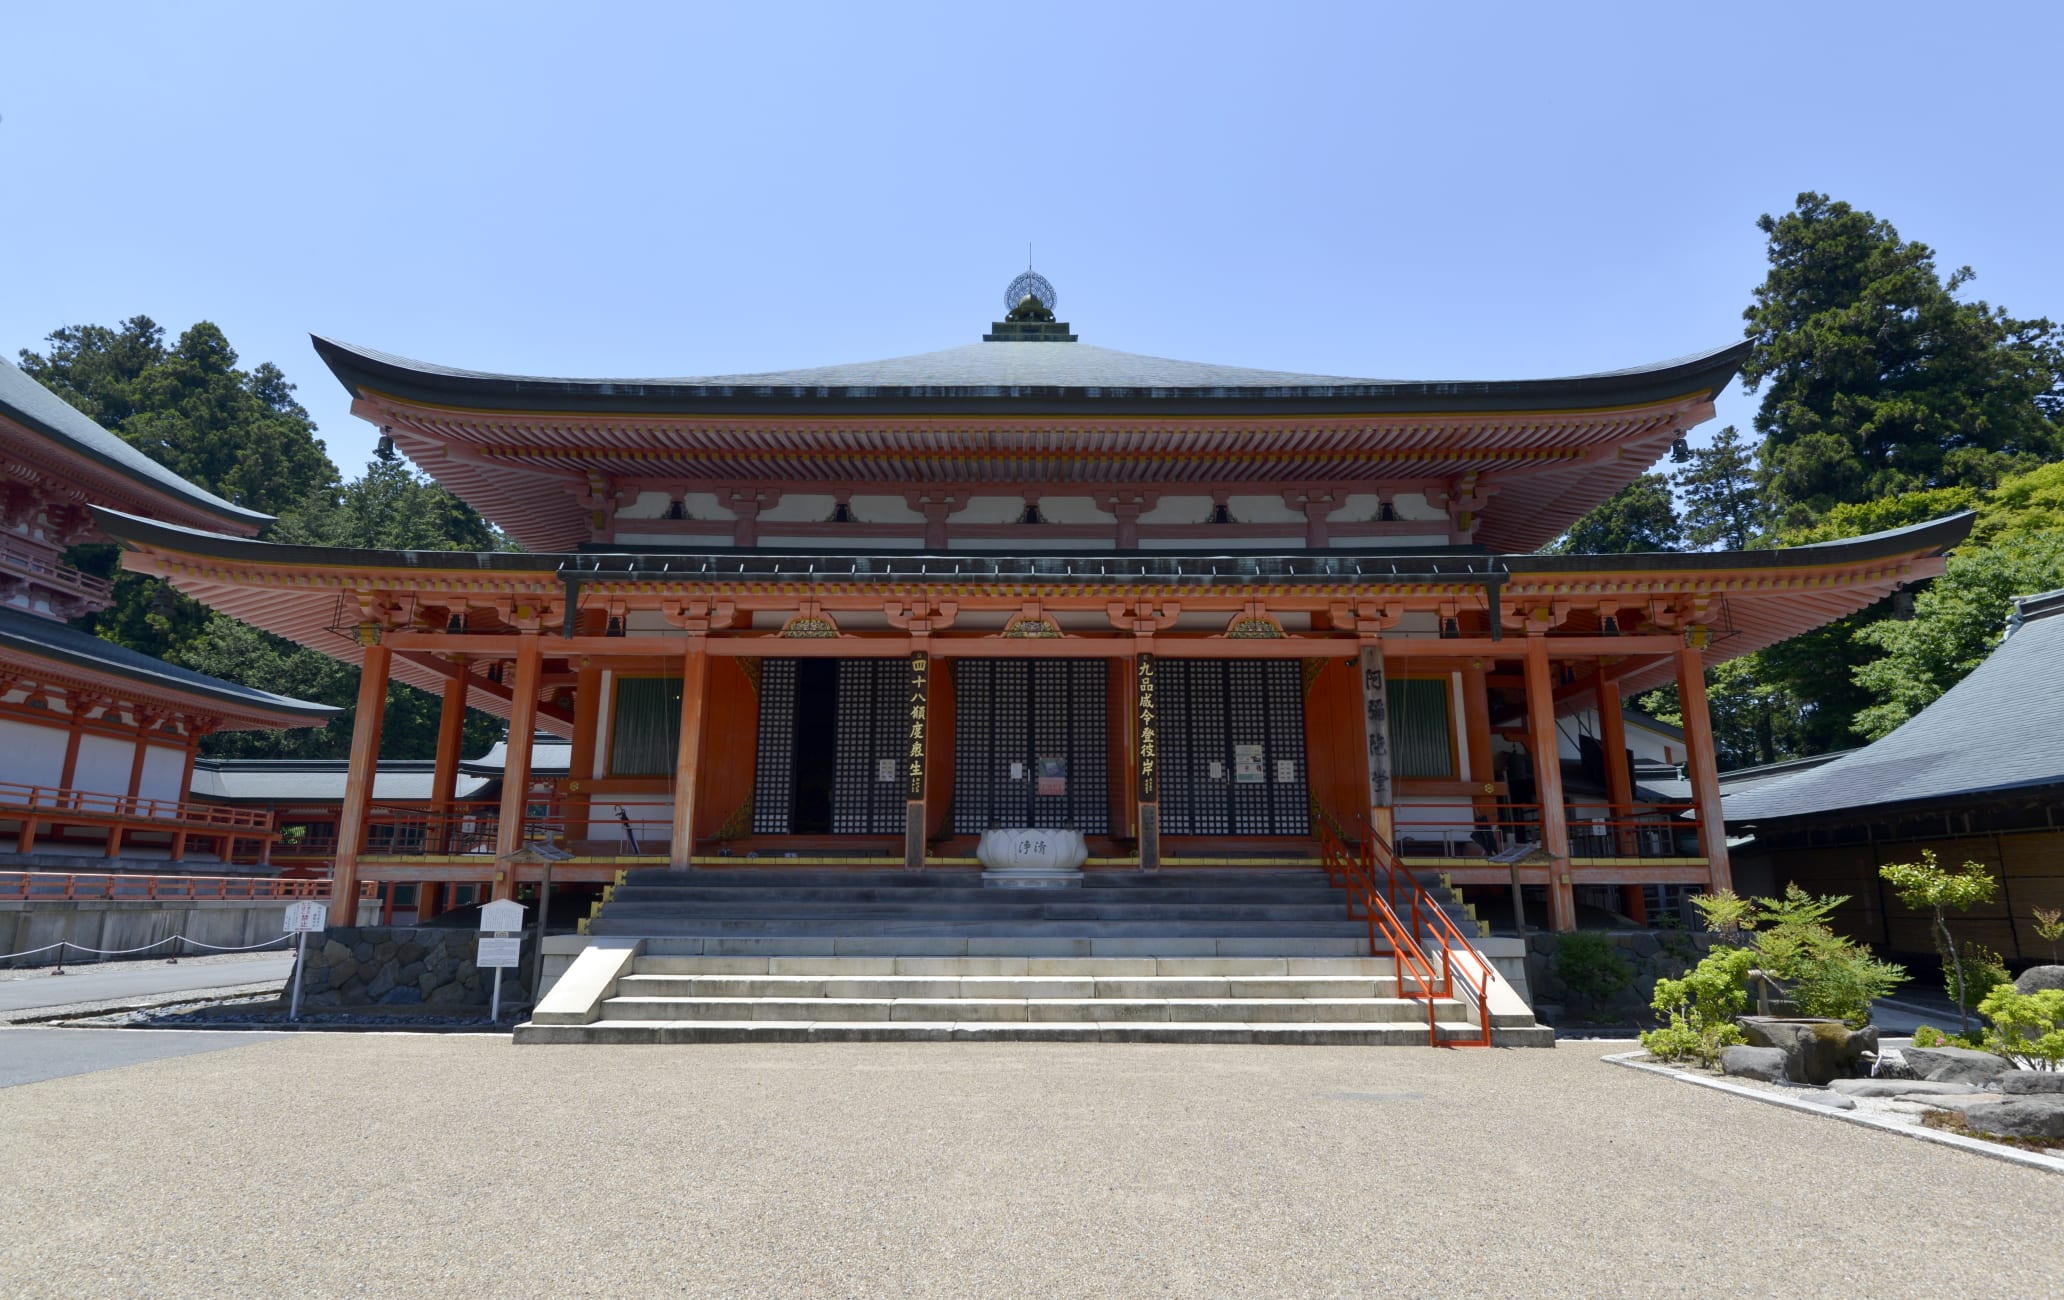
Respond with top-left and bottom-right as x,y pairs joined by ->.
1740,1017 -> 1879,1085
1903,1045 -> 2011,1085
2001,1072 -> 2064,1095
1962,1097 -> 2064,1141
1894,1092 -> 2006,1113
1720,1046 -> 1790,1083
1777,1088 -> 1855,1111
1827,1078 -> 1983,1098
2013,965 -> 2064,995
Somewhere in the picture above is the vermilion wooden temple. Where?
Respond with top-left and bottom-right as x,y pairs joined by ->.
96,282 -> 1970,931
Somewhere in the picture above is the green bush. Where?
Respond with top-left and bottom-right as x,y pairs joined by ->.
1554,931 -> 1634,1007
1641,947 -> 1756,1066
1978,986 -> 2064,1070
1749,886 -> 1904,1026
1946,942 -> 2011,1011
1911,1024 -> 1985,1050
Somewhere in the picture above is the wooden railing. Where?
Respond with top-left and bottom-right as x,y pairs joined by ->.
0,870 -> 371,902
1316,810 -> 1494,1048
0,781 -> 274,830
356,799 -> 669,858
0,537 -> 113,604
1391,802 -> 1700,861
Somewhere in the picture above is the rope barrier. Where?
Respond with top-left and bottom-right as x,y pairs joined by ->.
1,931 -> 295,965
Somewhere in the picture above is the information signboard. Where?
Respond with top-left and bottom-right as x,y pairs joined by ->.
284,900 -> 328,932
477,936 -> 522,968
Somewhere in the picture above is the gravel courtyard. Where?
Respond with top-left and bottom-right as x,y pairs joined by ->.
0,1034 -> 2055,1298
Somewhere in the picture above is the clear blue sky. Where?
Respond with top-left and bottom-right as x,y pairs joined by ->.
5,2 -> 2060,479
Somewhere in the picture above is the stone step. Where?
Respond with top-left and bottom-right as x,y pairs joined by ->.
629,954 -> 1399,977
611,935 -> 1377,958
612,973 -> 1403,1000
586,919 -> 1374,937
515,1019 -> 1491,1046
597,996 -> 1457,1023
597,903 -> 1356,922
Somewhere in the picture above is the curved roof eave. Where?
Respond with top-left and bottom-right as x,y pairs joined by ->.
0,606 -> 334,724
313,335 -> 1753,418
91,505 -> 1973,581
0,358 -> 273,530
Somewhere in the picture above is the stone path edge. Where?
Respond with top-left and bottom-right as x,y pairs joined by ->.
1601,1050 -> 2064,1177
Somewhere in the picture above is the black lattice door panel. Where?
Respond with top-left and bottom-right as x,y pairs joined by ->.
753,659 -> 798,834
1157,659 -> 1308,836
754,658 -> 911,836
951,658 -> 1108,834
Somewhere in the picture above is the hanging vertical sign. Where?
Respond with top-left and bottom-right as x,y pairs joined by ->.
1359,645 -> 1392,808
906,651 -> 928,800
1135,653 -> 1158,802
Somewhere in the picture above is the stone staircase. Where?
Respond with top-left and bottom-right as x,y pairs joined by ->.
520,869 -> 1549,1046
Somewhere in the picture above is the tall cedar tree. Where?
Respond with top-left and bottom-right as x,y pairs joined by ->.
1742,193 -> 2064,519
1648,196 -> 2064,765
19,319 -> 506,760
1671,425 -> 1766,551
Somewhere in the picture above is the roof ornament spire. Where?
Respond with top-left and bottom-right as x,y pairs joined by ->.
987,265 -> 1075,343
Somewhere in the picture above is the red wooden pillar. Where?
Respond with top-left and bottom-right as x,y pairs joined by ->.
1523,637 -> 1576,931
667,641 -> 711,870
430,664 -> 469,855
493,635 -> 543,898
1595,668 -> 1645,923
1675,644 -> 1733,893
564,661 -> 601,855
333,641 -> 393,924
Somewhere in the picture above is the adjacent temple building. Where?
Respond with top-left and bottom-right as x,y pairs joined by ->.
84,271 -> 1969,970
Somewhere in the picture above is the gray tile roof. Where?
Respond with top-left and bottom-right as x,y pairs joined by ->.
0,357 -> 271,527
190,759 -> 491,803
463,736 -> 572,775
0,607 -> 333,720
314,335 -> 1752,414
1725,591 -> 2064,823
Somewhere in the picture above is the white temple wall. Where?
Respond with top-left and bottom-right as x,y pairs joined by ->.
72,733 -> 134,797
0,717 -> 65,788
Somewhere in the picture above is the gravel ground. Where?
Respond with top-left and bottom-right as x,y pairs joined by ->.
1,1036 -> 2058,1298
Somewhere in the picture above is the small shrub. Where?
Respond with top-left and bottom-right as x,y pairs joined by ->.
1555,931 -> 1634,1007
1641,946 -> 1755,1066
2033,907 -> 2064,963
1946,942 -> 2011,1013
1910,1023 -> 1984,1050
1978,986 -> 2064,1071
1880,851 -> 1997,1037
1749,886 -> 1904,1026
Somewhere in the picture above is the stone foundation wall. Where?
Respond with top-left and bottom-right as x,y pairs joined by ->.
1523,929 -> 1723,1022
291,926 -> 534,1009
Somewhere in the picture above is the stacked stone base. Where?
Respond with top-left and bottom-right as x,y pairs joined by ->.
291,926 -> 531,1010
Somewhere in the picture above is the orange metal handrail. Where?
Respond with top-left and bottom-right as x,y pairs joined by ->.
0,780 -> 274,830
1314,815 -> 1451,1046
0,869 -> 375,903
1348,812 -> 1494,1048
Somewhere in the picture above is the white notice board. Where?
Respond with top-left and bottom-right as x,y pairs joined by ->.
477,936 -> 523,968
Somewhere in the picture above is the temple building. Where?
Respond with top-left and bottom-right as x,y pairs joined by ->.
0,358 -> 331,870
93,275 -> 1972,946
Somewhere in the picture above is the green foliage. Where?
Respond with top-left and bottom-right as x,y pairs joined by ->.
1882,852 -> 1999,1036
1641,946 -> 1755,1065
1671,424 -> 1766,551
1553,932 -> 1634,1007
1691,889 -> 1753,941
2033,908 -> 2064,963
1849,481 -> 2064,737
19,316 -> 337,515
1542,474 -> 1682,555
17,320 -> 514,763
1741,192 -> 2064,519
1908,1024 -> 1984,1050
1946,942 -> 2011,1013
1978,986 -> 2064,1070
1880,851 -> 1998,914
1747,885 -> 1906,1026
